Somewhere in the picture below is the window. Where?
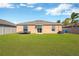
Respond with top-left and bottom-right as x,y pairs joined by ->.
23,25 -> 28,32
52,29 -> 55,31
52,26 -> 55,31
36,25 -> 42,33
35,25 -> 42,29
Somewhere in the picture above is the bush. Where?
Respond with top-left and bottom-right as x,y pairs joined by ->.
57,31 -> 64,34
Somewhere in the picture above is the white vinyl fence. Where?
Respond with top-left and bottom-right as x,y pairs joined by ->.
0,25 -> 16,35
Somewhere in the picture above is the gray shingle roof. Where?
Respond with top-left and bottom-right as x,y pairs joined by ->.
17,20 -> 62,25
0,19 -> 16,26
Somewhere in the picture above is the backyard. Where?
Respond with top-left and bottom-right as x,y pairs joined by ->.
0,34 -> 79,56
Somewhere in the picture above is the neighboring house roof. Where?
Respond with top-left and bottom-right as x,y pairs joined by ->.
63,23 -> 79,28
0,19 -> 16,27
17,20 -> 62,26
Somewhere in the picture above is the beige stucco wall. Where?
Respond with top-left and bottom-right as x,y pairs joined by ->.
28,25 -> 36,33
43,25 -> 62,34
42,25 -> 53,33
16,25 -> 62,34
55,25 -> 62,33
16,26 -> 23,32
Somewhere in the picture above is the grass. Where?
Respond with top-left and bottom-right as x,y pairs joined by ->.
0,33 -> 79,56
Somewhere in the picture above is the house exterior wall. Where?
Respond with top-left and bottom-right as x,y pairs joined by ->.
42,25 -> 53,33
28,25 -> 37,33
16,26 -> 23,33
16,25 -> 62,34
56,25 -> 62,32
0,26 -> 16,35
43,25 -> 62,33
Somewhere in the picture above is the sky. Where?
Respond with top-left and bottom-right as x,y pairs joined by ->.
0,3 -> 79,24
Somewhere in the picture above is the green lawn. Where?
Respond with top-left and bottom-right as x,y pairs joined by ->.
0,33 -> 79,56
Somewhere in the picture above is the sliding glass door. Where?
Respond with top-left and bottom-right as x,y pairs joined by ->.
35,25 -> 42,33
23,25 -> 28,32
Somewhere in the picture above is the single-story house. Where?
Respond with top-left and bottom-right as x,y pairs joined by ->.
16,20 -> 62,34
0,19 -> 16,35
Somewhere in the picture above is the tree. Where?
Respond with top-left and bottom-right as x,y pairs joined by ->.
57,20 -> 61,23
71,12 -> 79,24
62,18 -> 71,26
70,12 -> 79,27
73,20 -> 79,24
63,12 -> 79,26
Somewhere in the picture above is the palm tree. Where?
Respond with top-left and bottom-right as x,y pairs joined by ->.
70,12 -> 79,27
71,12 -> 79,24
73,20 -> 79,24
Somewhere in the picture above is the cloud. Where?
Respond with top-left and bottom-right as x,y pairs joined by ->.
26,3 -> 35,8
20,3 -> 27,6
26,5 -> 34,8
19,3 -> 34,8
62,8 -> 79,16
71,8 -> 79,13
26,3 -> 36,5
35,7 -> 43,11
45,4 -> 73,16
0,3 -> 14,8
